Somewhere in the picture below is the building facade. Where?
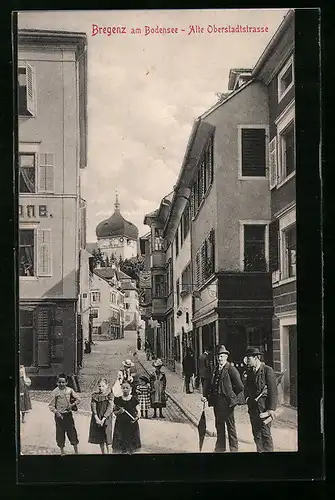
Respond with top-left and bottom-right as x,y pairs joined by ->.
89,270 -> 125,339
95,195 -> 139,261
253,10 -> 296,406
18,30 -> 88,388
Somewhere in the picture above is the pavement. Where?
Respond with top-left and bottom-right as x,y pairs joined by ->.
22,333 -> 298,454
136,350 -> 298,452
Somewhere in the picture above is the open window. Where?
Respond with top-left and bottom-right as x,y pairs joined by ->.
18,63 -> 36,117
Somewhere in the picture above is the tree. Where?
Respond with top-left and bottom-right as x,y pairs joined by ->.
119,255 -> 144,285
91,248 -> 105,268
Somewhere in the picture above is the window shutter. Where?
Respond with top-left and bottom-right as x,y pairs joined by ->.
269,137 -> 278,189
37,229 -> 52,276
269,219 -> 280,272
195,251 -> 201,288
190,186 -> 195,218
26,63 -> 36,116
201,241 -> 207,282
208,136 -> 214,185
35,307 -> 51,367
209,229 -> 215,272
241,128 -> 266,176
39,153 -> 55,193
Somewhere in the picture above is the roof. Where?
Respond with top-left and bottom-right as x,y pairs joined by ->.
18,29 -> 87,51
93,267 -> 116,280
116,269 -> 132,280
86,242 -> 98,255
140,232 -> 151,240
228,68 -> 253,90
121,282 -> 138,291
96,196 -> 138,240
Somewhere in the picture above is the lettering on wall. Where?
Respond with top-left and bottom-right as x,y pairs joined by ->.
19,204 -> 49,218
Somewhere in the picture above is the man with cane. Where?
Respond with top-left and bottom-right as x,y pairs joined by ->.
244,347 -> 278,452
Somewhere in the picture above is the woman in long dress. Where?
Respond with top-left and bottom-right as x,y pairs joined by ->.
20,365 -> 32,423
88,378 -> 113,454
112,380 -> 141,454
150,359 -> 167,419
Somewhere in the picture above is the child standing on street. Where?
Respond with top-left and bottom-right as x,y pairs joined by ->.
112,380 -> 141,454
136,375 -> 151,419
19,365 -> 32,423
49,373 -> 80,456
150,359 -> 167,419
88,378 -> 113,454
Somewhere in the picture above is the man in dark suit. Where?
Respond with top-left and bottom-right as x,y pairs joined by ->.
198,346 -> 213,398
203,345 -> 244,453
244,347 -> 278,452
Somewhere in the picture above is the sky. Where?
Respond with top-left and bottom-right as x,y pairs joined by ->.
18,9 -> 289,242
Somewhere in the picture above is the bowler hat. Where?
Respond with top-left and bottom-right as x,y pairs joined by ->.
217,345 -> 230,355
245,347 -> 262,357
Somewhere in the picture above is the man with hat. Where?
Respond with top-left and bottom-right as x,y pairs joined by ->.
244,346 -> 278,452
203,345 -> 244,453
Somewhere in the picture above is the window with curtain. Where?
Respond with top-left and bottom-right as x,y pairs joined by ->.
19,229 -> 35,277
19,153 -> 36,193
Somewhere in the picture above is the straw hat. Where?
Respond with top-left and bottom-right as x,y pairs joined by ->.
122,359 -> 135,368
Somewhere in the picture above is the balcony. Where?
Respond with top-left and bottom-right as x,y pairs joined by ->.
152,297 -> 167,319
150,251 -> 165,269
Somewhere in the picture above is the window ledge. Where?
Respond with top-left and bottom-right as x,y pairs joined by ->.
276,170 -> 295,189
238,175 -> 267,181
20,276 -> 38,280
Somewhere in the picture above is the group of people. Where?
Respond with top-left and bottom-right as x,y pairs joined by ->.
46,357 -> 167,455
183,344 -> 278,453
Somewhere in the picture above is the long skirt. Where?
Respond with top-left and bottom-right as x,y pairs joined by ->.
112,414 -> 141,453
88,415 -> 113,445
20,386 -> 32,413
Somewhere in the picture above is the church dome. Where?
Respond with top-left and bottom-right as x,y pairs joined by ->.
96,195 -> 139,240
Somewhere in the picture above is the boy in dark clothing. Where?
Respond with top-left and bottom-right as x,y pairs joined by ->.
244,347 -> 278,452
182,348 -> 196,394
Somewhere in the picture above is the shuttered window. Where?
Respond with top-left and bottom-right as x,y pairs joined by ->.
241,128 -> 266,177
195,251 -> 201,288
36,307 -> 51,367
269,219 -> 280,272
37,229 -> 52,276
18,63 -> 36,116
39,153 -> 55,193
269,137 -> 278,189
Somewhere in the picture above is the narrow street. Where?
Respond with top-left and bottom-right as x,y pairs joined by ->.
22,332 -> 211,455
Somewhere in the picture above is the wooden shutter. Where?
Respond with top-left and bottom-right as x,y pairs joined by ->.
26,63 -> 36,116
269,219 -> 280,272
241,128 -> 266,176
209,229 -> 215,273
37,229 -> 52,276
201,241 -> 207,282
195,251 -> 201,288
190,185 -> 195,218
39,153 -> 55,193
208,136 -> 214,185
35,307 -> 51,367
269,137 -> 278,189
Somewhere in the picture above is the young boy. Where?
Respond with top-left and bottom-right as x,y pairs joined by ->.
49,373 -> 80,455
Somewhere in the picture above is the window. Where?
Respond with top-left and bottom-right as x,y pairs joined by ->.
181,263 -> 192,297
125,303 -> 130,310
91,291 -> 101,303
175,227 -> 179,257
154,275 -> 165,297
19,229 -> 35,276
154,228 -> 163,251
176,279 -> 180,308
19,153 -> 36,193
19,308 -> 35,366
19,150 -> 55,194
240,127 -> 267,178
91,308 -> 99,319
110,292 -> 116,304
195,229 -> 216,288
279,121 -> 295,182
182,203 -> 190,242
278,56 -> 294,102
18,63 -> 36,116
283,224 -> 296,279
190,135 -> 214,218
243,224 -> 267,272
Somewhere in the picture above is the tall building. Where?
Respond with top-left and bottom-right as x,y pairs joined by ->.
18,29 -> 88,388
95,195 -> 139,261
252,10 -> 296,406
